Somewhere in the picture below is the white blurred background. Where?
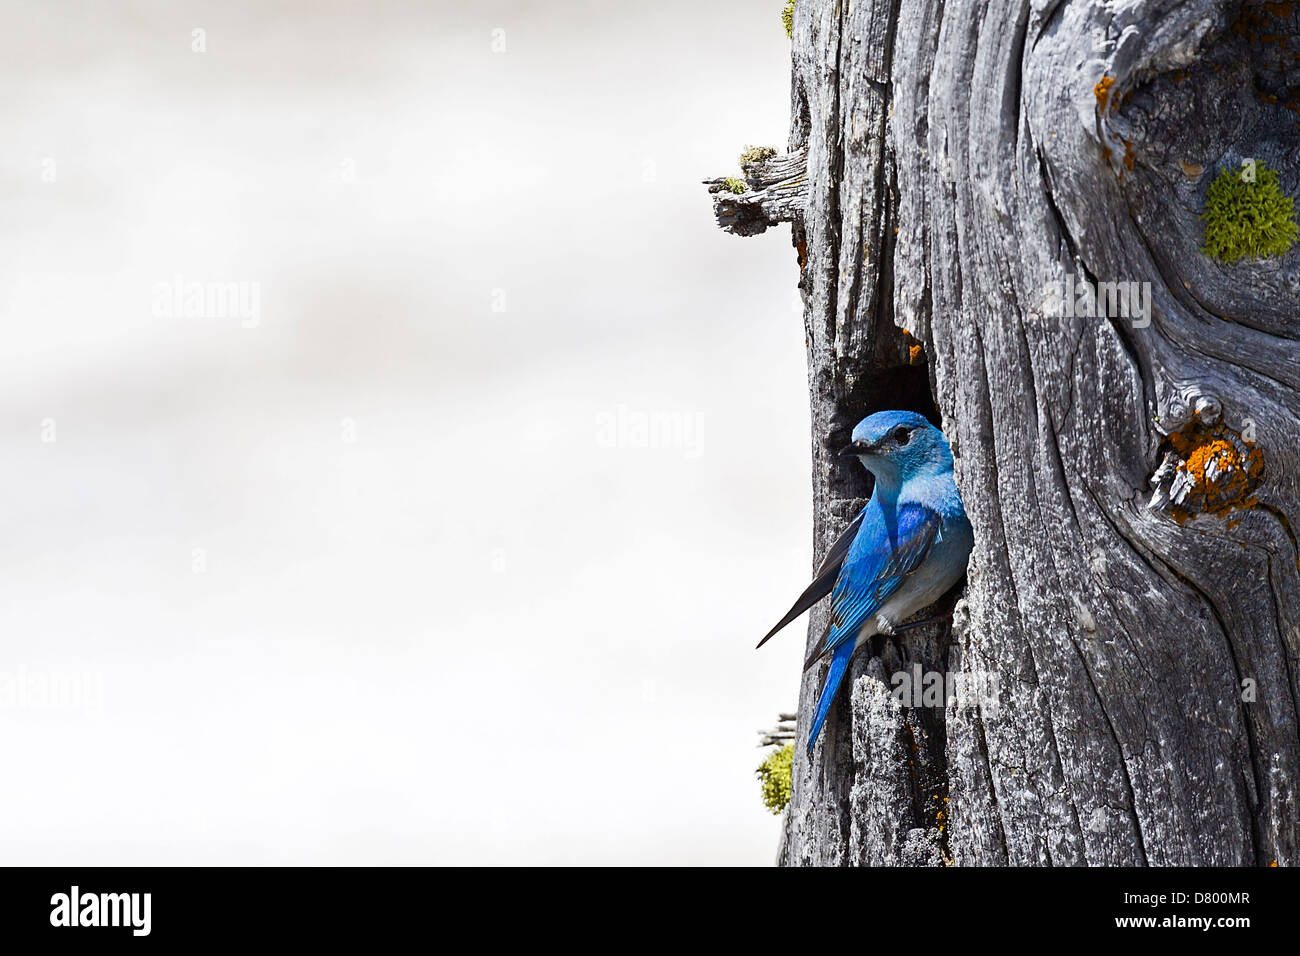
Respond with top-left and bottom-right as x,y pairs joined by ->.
0,0 -> 811,864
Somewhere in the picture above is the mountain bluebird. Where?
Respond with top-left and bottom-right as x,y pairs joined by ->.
759,410 -> 973,757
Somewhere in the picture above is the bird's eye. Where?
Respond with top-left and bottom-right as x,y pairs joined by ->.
893,426 -> 912,444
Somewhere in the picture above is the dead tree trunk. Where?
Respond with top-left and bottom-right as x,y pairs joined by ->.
710,0 -> 1300,865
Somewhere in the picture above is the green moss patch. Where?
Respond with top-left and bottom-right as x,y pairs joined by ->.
1201,161 -> 1298,263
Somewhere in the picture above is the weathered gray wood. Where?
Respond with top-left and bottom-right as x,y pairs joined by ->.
712,0 -> 1300,866
704,147 -> 809,236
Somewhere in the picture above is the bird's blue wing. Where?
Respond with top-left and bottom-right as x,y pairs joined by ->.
803,501 -> 942,671
757,506 -> 867,649
803,501 -> 943,755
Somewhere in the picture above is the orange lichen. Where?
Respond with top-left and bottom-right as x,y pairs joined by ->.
900,330 -> 926,366
796,239 -> 807,271
1162,419 -> 1264,524
1123,140 -> 1136,170
1094,75 -> 1115,110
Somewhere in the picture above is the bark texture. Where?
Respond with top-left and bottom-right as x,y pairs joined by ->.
714,0 -> 1300,865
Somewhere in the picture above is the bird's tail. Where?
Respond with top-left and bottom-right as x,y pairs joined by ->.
807,640 -> 855,757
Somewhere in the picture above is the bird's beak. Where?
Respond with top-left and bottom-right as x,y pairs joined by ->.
838,439 -> 876,458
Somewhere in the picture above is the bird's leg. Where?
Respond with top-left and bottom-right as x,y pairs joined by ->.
889,615 -> 949,634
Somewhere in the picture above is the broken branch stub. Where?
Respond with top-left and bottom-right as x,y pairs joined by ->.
703,146 -> 809,236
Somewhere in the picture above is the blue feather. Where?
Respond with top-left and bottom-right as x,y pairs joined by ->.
807,640 -> 855,756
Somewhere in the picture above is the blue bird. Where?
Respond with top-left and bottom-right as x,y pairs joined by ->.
759,410 -> 973,757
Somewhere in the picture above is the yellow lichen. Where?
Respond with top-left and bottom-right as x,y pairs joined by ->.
1163,418 -> 1264,523
756,745 -> 793,814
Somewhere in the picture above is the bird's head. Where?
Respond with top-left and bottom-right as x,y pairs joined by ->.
839,410 -> 953,485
